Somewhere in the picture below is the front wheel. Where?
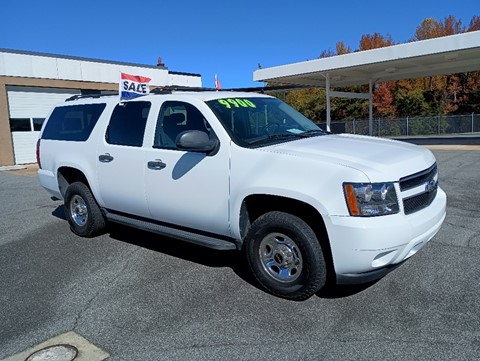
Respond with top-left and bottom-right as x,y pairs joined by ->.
245,211 -> 327,301
64,182 -> 106,237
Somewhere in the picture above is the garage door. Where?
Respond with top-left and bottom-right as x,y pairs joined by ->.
7,86 -> 79,164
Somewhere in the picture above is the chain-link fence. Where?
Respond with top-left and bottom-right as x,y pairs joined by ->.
318,113 -> 480,136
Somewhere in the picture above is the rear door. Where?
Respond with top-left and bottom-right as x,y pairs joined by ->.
96,101 -> 151,217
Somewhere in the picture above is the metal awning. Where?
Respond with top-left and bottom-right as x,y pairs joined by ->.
253,31 -> 480,134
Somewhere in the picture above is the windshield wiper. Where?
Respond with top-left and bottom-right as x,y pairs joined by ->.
299,129 -> 328,137
247,133 -> 301,145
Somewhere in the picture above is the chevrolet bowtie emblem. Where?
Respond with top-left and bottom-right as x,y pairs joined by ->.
425,179 -> 437,193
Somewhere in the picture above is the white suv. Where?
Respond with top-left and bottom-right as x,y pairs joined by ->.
37,89 -> 446,300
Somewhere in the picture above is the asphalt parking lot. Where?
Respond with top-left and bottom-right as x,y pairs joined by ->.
0,148 -> 479,361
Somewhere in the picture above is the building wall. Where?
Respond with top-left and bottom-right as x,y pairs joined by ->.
7,86 -> 80,117
0,81 -> 11,166
0,50 -> 170,86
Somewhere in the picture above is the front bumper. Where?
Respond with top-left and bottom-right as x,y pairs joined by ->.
325,187 -> 447,284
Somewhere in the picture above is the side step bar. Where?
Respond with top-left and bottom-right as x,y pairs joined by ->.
104,210 -> 238,251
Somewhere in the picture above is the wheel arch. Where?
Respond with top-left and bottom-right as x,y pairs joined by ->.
240,194 -> 335,279
57,166 -> 90,198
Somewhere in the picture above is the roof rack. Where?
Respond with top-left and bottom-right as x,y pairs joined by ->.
150,86 -> 217,94
65,93 -> 118,102
150,85 -> 270,93
65,85 -> 308,101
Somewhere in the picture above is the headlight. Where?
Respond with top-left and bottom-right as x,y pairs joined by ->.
343,182 -> 399,216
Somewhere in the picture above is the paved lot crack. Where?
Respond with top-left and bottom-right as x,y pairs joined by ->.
467,234 -> 480,248
153,336 -> 479,353
443,220 -> 478,232
72,247 -> 141,331
4,203 -> 59,216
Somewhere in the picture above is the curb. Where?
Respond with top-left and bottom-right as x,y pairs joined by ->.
0,165 -> 27,171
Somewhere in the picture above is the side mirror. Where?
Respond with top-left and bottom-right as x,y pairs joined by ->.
176,130 -> 218,153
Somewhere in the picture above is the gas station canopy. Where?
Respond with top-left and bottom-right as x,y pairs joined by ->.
253,31 -> 480,134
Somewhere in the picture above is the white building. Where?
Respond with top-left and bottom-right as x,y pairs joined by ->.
0,49 -> 202,166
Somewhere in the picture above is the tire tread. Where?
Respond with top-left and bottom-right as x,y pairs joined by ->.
64,182 -> 106,237
245,211 -> 326,301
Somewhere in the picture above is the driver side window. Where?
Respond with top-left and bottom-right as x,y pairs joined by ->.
153,101 -> 211,149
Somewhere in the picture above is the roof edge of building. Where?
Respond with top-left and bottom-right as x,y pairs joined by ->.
0,48 -> 201,78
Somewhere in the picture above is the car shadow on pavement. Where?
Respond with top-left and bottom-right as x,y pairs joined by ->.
108,222 -> 378,300
51,204 -> 374,300
52,204 -> 66,220
107,222 -> 257,284
316,282 -> 378,299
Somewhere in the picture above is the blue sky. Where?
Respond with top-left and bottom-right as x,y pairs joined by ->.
1,1 -> 478,88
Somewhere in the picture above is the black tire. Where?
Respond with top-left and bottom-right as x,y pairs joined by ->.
64,182 -> 106,237
245,211 -> 326,301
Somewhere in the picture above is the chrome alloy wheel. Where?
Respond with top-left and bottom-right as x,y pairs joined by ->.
258,233 -> 303,283
70,195 -> 88,227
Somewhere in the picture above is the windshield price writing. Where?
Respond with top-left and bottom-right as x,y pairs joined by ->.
218,99 -> 256,109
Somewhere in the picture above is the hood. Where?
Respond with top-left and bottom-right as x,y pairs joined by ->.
261,134 -> 436,182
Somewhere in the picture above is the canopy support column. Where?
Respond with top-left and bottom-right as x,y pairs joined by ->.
326,73 -> 331,132
369,79 -> 373,136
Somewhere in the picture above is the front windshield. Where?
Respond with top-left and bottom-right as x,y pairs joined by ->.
206,97 -> 325,147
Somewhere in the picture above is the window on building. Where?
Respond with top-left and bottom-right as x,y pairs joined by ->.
81,89 -> 101,95
33,118 -> 45,131
9,118 -> 31,132
106,101 -> 151,147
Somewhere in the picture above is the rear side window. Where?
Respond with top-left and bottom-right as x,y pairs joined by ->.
106,101 -> 151,147
41,104 -> 106,141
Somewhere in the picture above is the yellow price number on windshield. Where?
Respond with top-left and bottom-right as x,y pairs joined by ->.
218,98 -> 256,109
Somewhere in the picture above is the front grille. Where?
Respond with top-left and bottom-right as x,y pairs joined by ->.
403,185 -> 438,215
399,163 -> 437,191
400,163 -> 439,215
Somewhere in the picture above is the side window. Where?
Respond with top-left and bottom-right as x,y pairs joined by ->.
106,101 -> 151,147
153,101 -> 211,149
41,104 -> 106,141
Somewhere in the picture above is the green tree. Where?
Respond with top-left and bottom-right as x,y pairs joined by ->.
284,88 -> 326,123
394,88 -> 430,116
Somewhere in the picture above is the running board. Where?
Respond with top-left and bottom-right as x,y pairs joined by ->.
104,210 -> 238,251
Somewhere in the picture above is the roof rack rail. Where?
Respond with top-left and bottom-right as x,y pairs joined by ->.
64,85 -> 309,100
150,86 -> 218,94
65,93 -> 118,102
220,85 -> 309,93
151,85 -> 271,94
161,84 -> 307,93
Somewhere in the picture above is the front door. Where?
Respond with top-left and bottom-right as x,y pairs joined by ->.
143,100 -> 230,236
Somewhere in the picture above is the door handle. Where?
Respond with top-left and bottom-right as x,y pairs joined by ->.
99,153 -> 114,163
148,159 -> 166,170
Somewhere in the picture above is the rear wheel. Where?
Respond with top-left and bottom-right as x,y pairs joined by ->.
245,211 -> 326,301
64,182 -> 106,237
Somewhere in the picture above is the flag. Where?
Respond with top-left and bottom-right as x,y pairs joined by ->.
214,73 -> 221,90
119,72 -> 151,101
